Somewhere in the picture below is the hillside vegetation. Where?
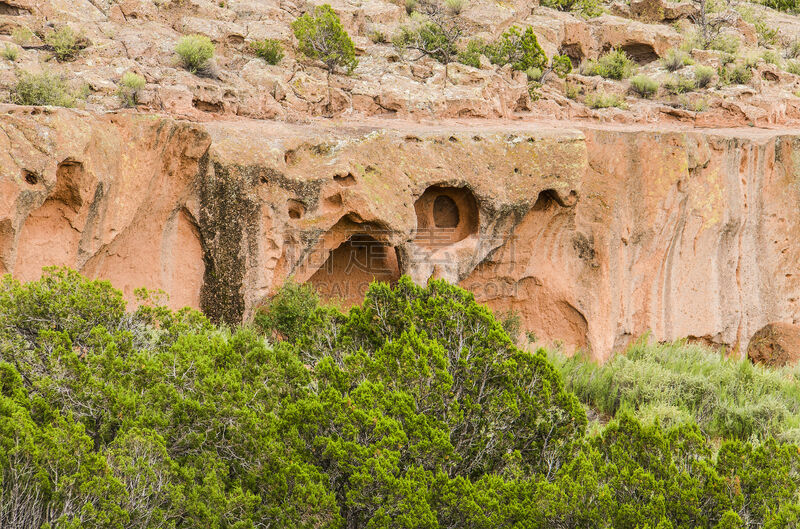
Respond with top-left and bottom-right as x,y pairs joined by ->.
549,339 -> 800,443
1,269 -> 800,528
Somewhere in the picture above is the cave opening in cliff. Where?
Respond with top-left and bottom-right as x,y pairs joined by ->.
414,186 -> 479,248
308,233 -> 400,305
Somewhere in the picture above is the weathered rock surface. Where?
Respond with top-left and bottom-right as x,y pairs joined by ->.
2,106 -> 800,361
747,322 -> 800,367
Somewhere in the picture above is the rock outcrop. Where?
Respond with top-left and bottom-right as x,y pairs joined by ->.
2,106 -> 800,361
747,322 -> 800,367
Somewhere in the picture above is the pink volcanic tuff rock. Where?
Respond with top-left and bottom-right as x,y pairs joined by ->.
747,322 -> 800,367
3,108 -> 800,362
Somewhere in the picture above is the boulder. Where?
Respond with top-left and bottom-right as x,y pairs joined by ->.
747,322 -> 800,367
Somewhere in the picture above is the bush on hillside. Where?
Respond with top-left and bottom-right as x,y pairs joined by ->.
583,48 -> 635,79
10,71 -> 75,107
175,34 -> 215,74
292,4 -> 358,75
694,65 -> 715,87
116,71 -> 146,108
45,26 -> 87,62
585,91 -> 626,108
250,38 -> 284,65
487,26 -> 547,72
630,74 -> 659,98
661,48 -> 694,71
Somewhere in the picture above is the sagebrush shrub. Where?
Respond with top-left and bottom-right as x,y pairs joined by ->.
694,65 -> 714,87
176,34 -> 215,74
664,74 -> 697,94
116,71 -> 146,108
661,48 -> 693,72
629,75 -> 658,98
251,38 -> 284,65
583,48 -> 635,79
585,91 -> 626,108
45,26 -> 86,62
2,44 -> 19,62
762,0 -> 798,12
10,71 -> 74,107
11,26 -> 33,45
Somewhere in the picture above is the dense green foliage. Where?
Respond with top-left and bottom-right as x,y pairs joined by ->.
762,0 -> 799,13
292,5 -> 358,75
2,270 -> 800,528
549,338 -> 800,443
487,26 -> 547,72
250,38 -> 284,65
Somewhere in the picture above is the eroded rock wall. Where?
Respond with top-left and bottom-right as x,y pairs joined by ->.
0,106 -> 210,308
2,107 -> 799,360
466,128 -> 800,358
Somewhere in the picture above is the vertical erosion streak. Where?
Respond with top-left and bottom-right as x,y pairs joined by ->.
660,189 -> 689,340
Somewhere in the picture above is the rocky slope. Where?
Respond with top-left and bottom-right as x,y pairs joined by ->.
2,106 -> 799,360
2,0 -> 800,125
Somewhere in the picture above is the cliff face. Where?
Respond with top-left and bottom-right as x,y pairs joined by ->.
1,106 -> 799,359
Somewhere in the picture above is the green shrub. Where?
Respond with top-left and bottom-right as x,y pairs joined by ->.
457,38 -> 488,68
525,66 -> 542,81
719,63 -> 753,85
694,64 -> 715,87
664,74 -> 697,94
11,26 -> 34,45
487,26 -> 547,72
45,26 -> 87,62
2,269 -> 800,529
551,53 -> 573,77
250,38 -> 284,65
541,0 -> 603,16
762,0 -> 799,12
661,48 -> 693,71
583,48 -> 635,79
762,49 -> 782,66
710,33 -> 740,54
585,91 -> 626,108
394,21 -> 457,65
540,0 -> 579,10
405,0 -> 417,14
116,71 -> 146,108
565,82 -> 579,99
549,338 -> 800,441
2,44 -> 19,61
786,39 -> 800,59
367,29 -> 388,43
253,280 -> 320,342
292,4 -> 358,75
629,74 -> 659,98
10,71 -> 75,107
444,0 -> 464,14
175,34 -> 214,73
787,60 -> 800,75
